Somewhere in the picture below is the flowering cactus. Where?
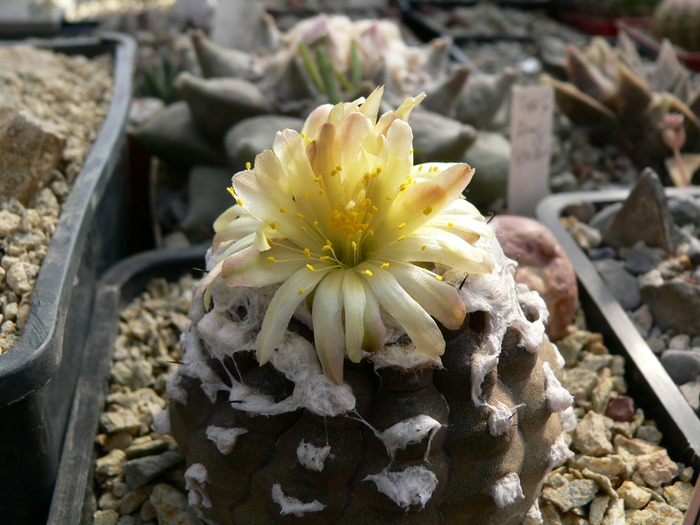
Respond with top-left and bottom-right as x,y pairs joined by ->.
197,86 -> 494,384
167,88 -> 573,524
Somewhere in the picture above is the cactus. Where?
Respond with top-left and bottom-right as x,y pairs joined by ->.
543,32 -> 700,171
652,0 -> 700,52
165,89 -> 573,524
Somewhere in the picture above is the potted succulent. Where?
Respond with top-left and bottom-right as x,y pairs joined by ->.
158,87 -> 574,523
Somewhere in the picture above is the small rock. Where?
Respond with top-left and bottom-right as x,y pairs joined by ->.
617,480 -> 651,509
623,244 -> 663,275
605,396 -> 635,422
593,259 -> 641,310
0,210 -> 21,237
663,480 -> 694,511
613,434 -> 662,456
641,279 -> 700,336
93,509 -> 119,525
149,483 -> 202,524
601,497 -> 625,525
541,479 -> 599,513
5,261 -> 39,295
659,349 -> 700,385
125,438 -> 169,459
679,381 -> 700,413
668,334 -> 691,351
634,425 -> 663,445
588,495 -> 608,525
636,449 -> 680,487
573,411 -> 614,456
124,450 -> 184,489
95,449 -> 127,478
120,486 -> 153,515
574,455 -> 627,478
140,500 -> 158,522
100,407 -> 141,435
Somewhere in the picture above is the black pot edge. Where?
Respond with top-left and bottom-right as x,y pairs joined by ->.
48,244 -> 207,525
0,33 -> 136,407
536,188 -> 700,472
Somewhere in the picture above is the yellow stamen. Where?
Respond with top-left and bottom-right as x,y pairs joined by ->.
448,222 -> 454,227
435,275 -> 443,281
280,207 -> 286,213
397,235 -> 405,241
297,288 -> 305,295
236,198 -> 244,206
300,226 -> 307,232
270,222 -> 277,230
227,187 -> 235,198
306,264 -> 315,271
295,213 -> 304,219
303,248 -> 311,258
423,206 -> 433,215
362,269 -> 373,276
397,223 -> 406,230
267,256 -> 276,262
245,162 -> 251,170
381,263 -> 389,269
320,256 -> 330,261
301,132 -> 307,138
421,245 -> 427,251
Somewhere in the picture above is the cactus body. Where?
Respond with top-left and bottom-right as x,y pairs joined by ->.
653,0 -> 700,52
166,238 -> 573,524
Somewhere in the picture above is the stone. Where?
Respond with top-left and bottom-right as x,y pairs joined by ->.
623,244 -> 663,275
0,107 -> 65,205
669,334 -> 691,350
601,497 -> 625,525
679,381 -> 700,413
95,449 -> 127,478
125,438 -> 170,459
175,72 -> 273,142
664,480 -> 694,511
93,509 -> 119,525
120,486 -> 153,515
100,407 -> 141,435
635,425 -> 663,445
181,165 -> 237,243
0,210 -> 21,237
617,480 -> 651,509
462,131 -> 511,209
149,483 -> 202,524
563,367 -> 598,402
636,449 -> 680,487
568,219 -> 603,251
659,349 -> 700,385
409,109 -> 478,164
541,479 -> 599,513
573,411 -> 614,456
32,187 -> 60,218
124,450 -> 184,489
223,115 -> 303,169
492,215 -> 578,341
641,278 -> 700,336
613,434 -> 662,456
5,261 -> 39,296
588,495 -> 608,525
592,259 -> 641,310
602,169 -> 675,254
605,396 -> 635,422
130,101 -> 227,168
573,455 -> 628,478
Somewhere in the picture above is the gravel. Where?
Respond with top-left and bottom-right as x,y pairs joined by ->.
90,275 -> 695,524
0,45 -> 113,354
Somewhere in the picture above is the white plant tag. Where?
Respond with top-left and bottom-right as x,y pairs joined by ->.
507,84 -> 554,217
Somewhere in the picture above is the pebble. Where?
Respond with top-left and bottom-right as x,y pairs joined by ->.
123,449 -> 184,490
659,349 -> 700,385
95,449 -> 127,478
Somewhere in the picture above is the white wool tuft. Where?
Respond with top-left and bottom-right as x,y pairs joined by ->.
543,362 -> 574,412
548,434 -> 574,469
364,466 -> 438,510
151,409 -> 171,436
178,329 -> 229,403
370,343 -> 442,371
561,406 -> 578,432
185,463 -> 212,508
296,441 -> 332,472
522,498 -> 543,525
206,425 -> 248,455
290,373 -> 356,417
165,371 -> 188,405
444,236 -> 549,407
271,484 -> 325,517
376,415 -> 443,459
488,401 -> 516,437
491,472 -> 524,508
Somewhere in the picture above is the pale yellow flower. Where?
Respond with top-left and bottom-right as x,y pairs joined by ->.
199,87 -> 494,384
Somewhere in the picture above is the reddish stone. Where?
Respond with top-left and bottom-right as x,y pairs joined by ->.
492,215 -> 578,341
605,395 -> 636,422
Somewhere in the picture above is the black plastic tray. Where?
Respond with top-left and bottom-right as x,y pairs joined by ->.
47,245 -> 206,525
537,188 -> 700,473
0,33 -> 136,524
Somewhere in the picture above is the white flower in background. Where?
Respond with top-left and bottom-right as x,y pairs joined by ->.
198,86 -> 494,383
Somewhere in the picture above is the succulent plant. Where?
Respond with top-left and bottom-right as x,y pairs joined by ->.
165,89 -> 574,523
652,0 -> 700,52
543,32 -> 700,171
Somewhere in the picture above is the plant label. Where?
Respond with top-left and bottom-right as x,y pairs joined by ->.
507,84 -> 553,217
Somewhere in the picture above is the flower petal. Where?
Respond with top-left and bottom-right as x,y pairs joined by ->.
221,245 -> 304,287
312,271 -> 346,384
342,270 -> 366,362
257,267 -> 329,365
388,261 -> 466,330
358,263 -> 445,359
